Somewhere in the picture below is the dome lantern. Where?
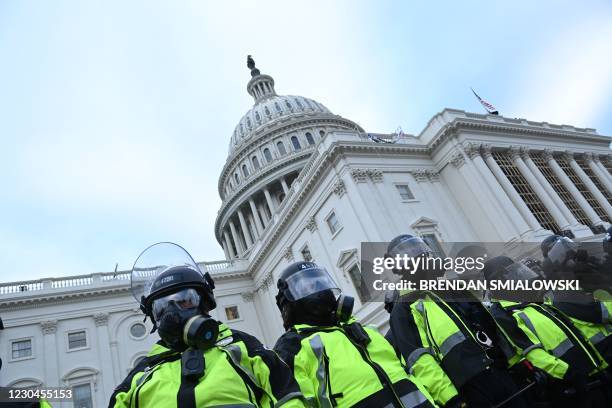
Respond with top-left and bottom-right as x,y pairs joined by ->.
246,55 -> 277,103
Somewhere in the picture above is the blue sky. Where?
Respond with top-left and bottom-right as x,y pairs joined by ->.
1,1 -> 611,282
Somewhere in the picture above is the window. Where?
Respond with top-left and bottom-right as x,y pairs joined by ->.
234,173 -> 240,184
275,101 -> 282,113
11,339 -> 32,360
242,164 -> 249,178
347,264 -> 369,302
396,184 -> 415,200
264,148 -> 273,163
291,136 -> 301,150
225,306 -> 240,321
278,192 -> 286,203
326,211 -> 341,235
306,132 -> 315,145
73,383 -> 93,408
301,245 -> 313,262
319,130 -> 325,138
68,331 -> 87,350
252,156 -> 260,170
130,323 -> 146,339
264,106 -> 271,119
277,141 -> 287,156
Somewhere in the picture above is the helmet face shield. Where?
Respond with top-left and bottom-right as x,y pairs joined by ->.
152,288 -> 200,321
131,242 -> 203,305
388,236 -> 432,258
284,266 -> 340,302
547,237 -> 578,265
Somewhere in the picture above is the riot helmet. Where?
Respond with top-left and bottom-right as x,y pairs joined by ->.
483,255 -> 542,301
540,234 -> 561,258
131,242 -> 217,350
276,262 -> 353,330
547,236 -> 579,267
519,257 -> 545,278
386,234 -> 435,278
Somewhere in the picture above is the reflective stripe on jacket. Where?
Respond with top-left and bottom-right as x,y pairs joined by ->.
274,322 -> 435,408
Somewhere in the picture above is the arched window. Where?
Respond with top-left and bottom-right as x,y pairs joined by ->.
264,148 -> 273,163
305,132 -> 315,145
319,130 -> 325,138
234,173 -> 240,184
275,102 -> 282,114
252,156 -> 260,170
242,164 -> 249,178
291,136 -> 301,150
277,141 -> 287,156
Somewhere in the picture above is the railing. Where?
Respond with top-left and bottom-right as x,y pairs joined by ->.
0,260 -> 239,297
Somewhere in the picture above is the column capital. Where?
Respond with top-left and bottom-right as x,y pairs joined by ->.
283,246 -> 294,261
332,179 -> 346,196
427,170 -> 441,182
259,272 -> 274,290
411,169 -> 430,183
367,169 -> 384,183
93,313 -> 109,327
583,152 -> 594,163
508,146 -> 522,161
481,144 -> 493,159
542,149 -> 554,161
304,215 -> 318,232
462,142 -> 481,159
40,320 -> 58,335
240,291 -> 255,303
350,168 -> 369,183
449,152 -> 466,168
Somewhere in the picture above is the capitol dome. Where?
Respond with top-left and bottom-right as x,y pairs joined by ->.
215,56 -> 363,260
229,94 -> 332,155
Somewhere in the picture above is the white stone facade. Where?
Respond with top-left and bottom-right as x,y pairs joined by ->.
1,60 -> 611,407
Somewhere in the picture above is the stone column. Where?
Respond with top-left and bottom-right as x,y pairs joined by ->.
280,177 -> 289,194
109,340 -> 121,387
564,151 -> 612,220
248,198 -> 264,235
595,154 -> 612,183
448,150 -> 510,239
521,149 -> 583,231
40,320 -> 59,387
223,230 -> 236,258
510,147 -> 570,230
93,313 -> 114,404
466,144 -> 530,236
543,150 -> 604,227
229,220 -> 244,255
585,153 -> 612,195
247,214 -> 259,240
263,188 -> 277,213
221,239 -> 231,260
482,146 -> 543,232
257,202 -> 270,225
237,209 -> 253,247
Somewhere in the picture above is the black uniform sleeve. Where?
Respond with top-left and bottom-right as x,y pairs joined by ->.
489,303 -> 536,351
232,329 -> 303,404
273,331 -> 305,371
389,300 -> 427,360
552,301 -> 608,324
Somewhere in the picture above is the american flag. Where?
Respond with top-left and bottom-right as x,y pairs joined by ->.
471,88 -> 499,115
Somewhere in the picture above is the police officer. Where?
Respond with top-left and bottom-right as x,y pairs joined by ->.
387,235 -> 528,408
273,261 -> 435,408
483,255 -> 608,408
110,242 -> 305,408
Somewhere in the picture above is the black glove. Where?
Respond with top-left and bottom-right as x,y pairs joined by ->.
563,365 -> 588,394
445,395 -> 467,408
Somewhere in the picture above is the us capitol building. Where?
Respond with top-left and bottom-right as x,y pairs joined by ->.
2,59 -> 611,407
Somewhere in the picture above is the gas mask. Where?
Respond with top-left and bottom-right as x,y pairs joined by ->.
153,288 -> 218,351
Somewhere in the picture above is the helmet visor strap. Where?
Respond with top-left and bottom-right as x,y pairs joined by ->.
152,288 -> 200,321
